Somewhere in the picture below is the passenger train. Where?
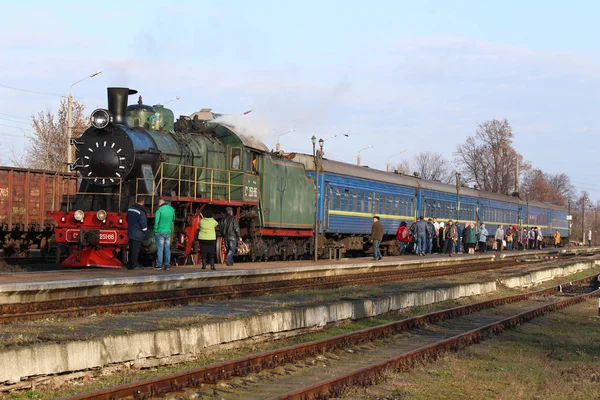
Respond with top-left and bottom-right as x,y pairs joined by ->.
50,87 -> 569,267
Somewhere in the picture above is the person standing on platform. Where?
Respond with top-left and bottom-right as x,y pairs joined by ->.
462,222 -> 471,253
520,228 -> 528,250
455,221 -> 463,254
528,227 -> 536,249
443,220 -> 458,256
495,225 -> 505,252
478,223 -> 489,253
154,197 -> 175,271
438,223 -> 445,253
198,210 -> 218,270
371,216 -> 384,260
432,218 -> 440,253
396,221 -> 410,254
426,218 -> 435,254
415,216 -> 428,256
537,227 -> 544,249
220,207 -> 241,266
553,230 -> 561,248
126,198 -> 148,270
468,222 -> 477,253
506,227 -> 513,250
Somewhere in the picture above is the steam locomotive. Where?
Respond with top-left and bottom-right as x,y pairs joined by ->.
51,87 -> 314,267
51,87 -> 569,268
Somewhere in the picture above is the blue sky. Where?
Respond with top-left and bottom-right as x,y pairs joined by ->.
1,1 -> 599,200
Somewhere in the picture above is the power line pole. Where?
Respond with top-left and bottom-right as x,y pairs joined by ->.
581,193 -> 586,245
567,199 -> 571,248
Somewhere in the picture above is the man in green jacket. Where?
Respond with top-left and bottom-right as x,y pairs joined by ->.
154,197 -> 175,271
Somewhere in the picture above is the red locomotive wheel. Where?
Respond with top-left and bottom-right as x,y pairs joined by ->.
216,237 -> 227,264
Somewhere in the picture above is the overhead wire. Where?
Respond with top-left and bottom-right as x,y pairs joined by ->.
0,112 -> 29,121
0,83 -> 62,97
0,116 -> 31,125
0,131 -> 29,139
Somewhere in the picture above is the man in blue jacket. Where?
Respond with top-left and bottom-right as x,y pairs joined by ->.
126,198 -> 148,270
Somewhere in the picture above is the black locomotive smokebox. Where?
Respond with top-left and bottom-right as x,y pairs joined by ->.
89,145 -> 120,176
77,130 -> 135,186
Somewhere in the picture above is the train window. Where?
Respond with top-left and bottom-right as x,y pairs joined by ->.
344,189 -> 350,211
382,194 -> 387,214
388,196 -> 393,215
328,187 -> 334,209
374,193 -> 380,214
230,148 -> 242,170
367,192 -> 373,213
335,188 -> 341,210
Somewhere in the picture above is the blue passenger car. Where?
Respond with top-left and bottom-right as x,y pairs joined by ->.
292,153 -> 569,255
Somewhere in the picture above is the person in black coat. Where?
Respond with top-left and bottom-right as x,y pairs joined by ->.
126,198 -> 148,270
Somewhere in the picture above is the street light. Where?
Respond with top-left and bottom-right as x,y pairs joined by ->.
275,128 -> 296,152
455,172 -> 461,219
386,150 -> 407,172
67,70 -> 102,170
313,137 -> 324,262
356,145 -> 374,166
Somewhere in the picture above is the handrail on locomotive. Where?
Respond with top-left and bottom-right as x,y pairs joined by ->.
135,162 -> 251,213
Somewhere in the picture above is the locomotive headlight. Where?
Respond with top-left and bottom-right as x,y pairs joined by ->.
90,109 -> 111,129
96,210 -> 107,222
74,210 -> 85,222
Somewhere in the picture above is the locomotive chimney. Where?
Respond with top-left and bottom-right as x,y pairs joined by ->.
107,87 -> 138,125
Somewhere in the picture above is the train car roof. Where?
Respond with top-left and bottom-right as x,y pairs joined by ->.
293,153 -> 421,187
477,189 -> 523,205
291,153 -> 567,211
528,199 -> 567,212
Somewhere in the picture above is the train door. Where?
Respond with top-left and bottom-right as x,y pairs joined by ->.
323,182 -> 331,232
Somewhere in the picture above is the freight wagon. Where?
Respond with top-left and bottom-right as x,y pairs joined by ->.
0,167 -> 77,256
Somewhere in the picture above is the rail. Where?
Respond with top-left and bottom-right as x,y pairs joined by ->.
135,162 -> 251,212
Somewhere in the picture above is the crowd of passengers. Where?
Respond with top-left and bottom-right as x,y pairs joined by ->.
371,215 -> 562,260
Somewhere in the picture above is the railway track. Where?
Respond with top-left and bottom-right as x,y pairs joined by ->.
0,258 -> 555,324
61,273 -> 599,400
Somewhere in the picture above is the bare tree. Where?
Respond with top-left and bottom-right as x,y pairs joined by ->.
546,173 -> 575,203
393,159 -> 411,175
454,119 -> 529,194
410,151 -> 454,183
13,98 -> 87,171
521,169 -> 566,205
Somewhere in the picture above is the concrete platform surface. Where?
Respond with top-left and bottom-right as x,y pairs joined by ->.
0,255 -> 597,386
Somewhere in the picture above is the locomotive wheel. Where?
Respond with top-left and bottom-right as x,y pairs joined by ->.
216,237 -> 227,264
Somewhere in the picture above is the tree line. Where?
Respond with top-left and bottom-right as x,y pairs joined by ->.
395,119 -> 594,244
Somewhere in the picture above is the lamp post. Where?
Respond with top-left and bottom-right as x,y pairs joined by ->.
275,129 -> 296,152
455,172 -> 461,219
67,70 -> 102,170
356,145 -> 374,166
313,136 -> 324,262
386,150 -> 406,172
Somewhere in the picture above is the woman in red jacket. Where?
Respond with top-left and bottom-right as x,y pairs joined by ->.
396,221 -> 410,255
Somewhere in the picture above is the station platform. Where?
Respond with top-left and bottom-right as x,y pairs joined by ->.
1,248 -> 598,388
0,247 -> 596,304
